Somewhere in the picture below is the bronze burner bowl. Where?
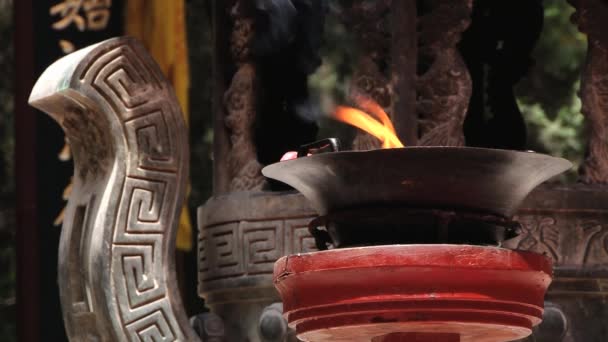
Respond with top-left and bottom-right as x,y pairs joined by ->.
262,147 -> 572,247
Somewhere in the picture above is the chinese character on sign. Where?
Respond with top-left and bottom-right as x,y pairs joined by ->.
50,0 -> 112,32
83,0 -> 112,30
49,0 -> 113,226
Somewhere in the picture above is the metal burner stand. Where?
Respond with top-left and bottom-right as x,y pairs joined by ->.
263,148 -> 570,342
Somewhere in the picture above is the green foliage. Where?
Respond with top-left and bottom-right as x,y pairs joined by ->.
517,0 -> 587,175
519,87 -> 585,181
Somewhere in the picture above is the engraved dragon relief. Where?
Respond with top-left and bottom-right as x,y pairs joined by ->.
29,37 -> 199,341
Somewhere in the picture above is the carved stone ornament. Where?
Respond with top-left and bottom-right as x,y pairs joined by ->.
570,0 -> 608,183
417,0 -> 473,146
29,37 -> 199,341
198,192 -> 317,341
344,0 -> 393,150
225,0 -> 265,191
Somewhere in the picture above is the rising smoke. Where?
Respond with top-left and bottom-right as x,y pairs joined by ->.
253,0 -> 328,163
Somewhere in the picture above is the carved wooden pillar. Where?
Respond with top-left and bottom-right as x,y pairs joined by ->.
343,1 -> 394,150
344,0 -> 472,148
416,0 -> 472,146
571,0 -> 608,183
212,0 -> 265,193
224,0 -> 264,191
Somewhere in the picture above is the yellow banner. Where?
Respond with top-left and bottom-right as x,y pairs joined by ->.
126,0 -> 192,251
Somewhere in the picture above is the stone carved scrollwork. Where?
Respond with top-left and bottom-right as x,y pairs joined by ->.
570,0 -> 608,183
505,213 -> 608,268
225,0 -> 265,191
29,37 -> 199,341
512,216 -> 560,262
417,0 -> 472,146
344,1 -> 393,150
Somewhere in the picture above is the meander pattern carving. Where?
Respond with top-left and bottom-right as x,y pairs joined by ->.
199,218 -> 317,282
86,42 -> 186,341
30,38 -> 197,341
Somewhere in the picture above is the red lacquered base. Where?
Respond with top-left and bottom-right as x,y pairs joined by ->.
273,245 -> 552,342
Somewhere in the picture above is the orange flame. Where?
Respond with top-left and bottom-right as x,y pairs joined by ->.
333,97 -> 404,148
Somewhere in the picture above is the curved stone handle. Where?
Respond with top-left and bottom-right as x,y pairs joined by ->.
29,37 -> 200,341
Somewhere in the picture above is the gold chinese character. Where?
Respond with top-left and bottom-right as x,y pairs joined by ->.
50,0 -> 86,31
59,39 -> 75,54
50,0 -> 111,31
83,0 -> 112,31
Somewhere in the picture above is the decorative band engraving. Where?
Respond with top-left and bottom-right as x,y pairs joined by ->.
29,37 -> 198,341
199,217 -> 317,283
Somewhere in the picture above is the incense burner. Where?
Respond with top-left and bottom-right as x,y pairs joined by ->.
263,147 -> 570,341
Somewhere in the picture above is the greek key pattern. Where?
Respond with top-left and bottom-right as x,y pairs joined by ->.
30,38 -> 198,341
199,218 -> 317,282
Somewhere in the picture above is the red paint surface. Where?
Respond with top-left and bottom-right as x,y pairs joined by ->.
373,332 -> 460,342
273,245 -> 552,342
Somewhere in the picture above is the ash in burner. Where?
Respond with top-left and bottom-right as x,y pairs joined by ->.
253,0 -> 328,164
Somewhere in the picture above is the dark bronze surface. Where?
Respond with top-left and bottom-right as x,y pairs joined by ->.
262,147 -> 572,218
310,208 -> 521,249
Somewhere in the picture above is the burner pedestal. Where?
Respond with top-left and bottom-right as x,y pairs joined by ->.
274,245 -> 552,342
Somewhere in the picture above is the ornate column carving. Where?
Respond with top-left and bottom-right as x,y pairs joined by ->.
29,37 -> 198,341
344,1 -> 393,150
571,0 -> 608,183
225,0 -> 265,191
416,0 -> 472,146
344,0 -> 472,148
